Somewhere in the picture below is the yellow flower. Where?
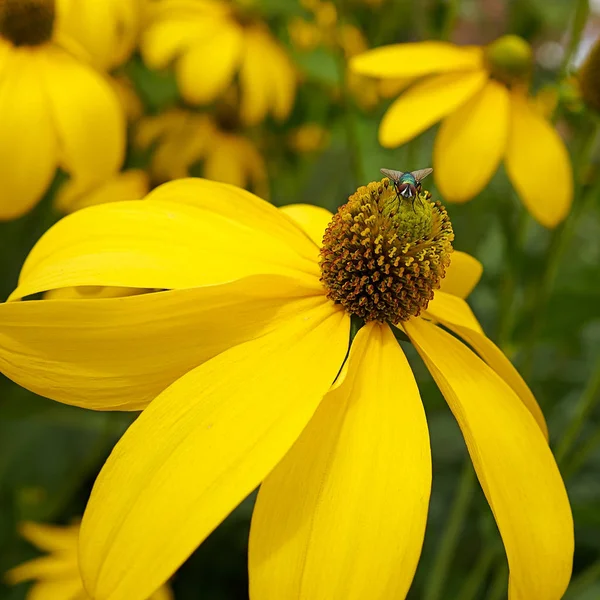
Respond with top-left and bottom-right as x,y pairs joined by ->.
0,0 -> 126,220
5,520 -> 172,600
351,37 -> 574,228
140,0 -> 297,125
55,0 -> 144,71
136,108 -> 268,196
0,177 -> 573,600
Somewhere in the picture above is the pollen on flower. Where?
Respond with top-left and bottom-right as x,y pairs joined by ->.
0,0 -> 55,47
319,178 -> 454,323
484,35 -> 532,86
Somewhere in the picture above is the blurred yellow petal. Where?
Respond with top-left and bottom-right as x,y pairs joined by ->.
28,578 -> 83,600
239,26 -> 272,125
434,80 -> 510,202
438,251 -> 483,298
405,319 -> 573,600
377,77 -> 412,98
5,554 -> 78,584
45,286 -> 146,300
11,187 -> 320,299
176,23 -> 243,105
379,70 -> 487,147
249,322 -> 430,600
0,276 -> 324,410
425,290 -> 483,333
266,37 -> 296,121
55,170 -> 149,213
18,521 -> 80,552
80,301 -> 349,600
505,92 -> 573,228
42,47 -> 125,182
0,50 -> 57,220
279,204 -> 332,247
350,42 -> 483,78
149,586 -> 174,600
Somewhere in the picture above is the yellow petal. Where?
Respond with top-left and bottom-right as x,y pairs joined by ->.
11,183 -> 320,299
176,23 -> 243,105
42,47 -> 125,182
434,80 -> 510,202
278,204 -> 333,247
0,276 -> 325,410
379,70 -> 487,148
350,42 -> 483,78
28,578 -> 84,600
425,290 -> 483,333
239,26 -> 272,125
55,170 -> 149,214
0,49 -> 57,220
5,554 -> 79,584
80,301 -> 349,600
267,38 -> 296,121
504,92 -> 573,228
18,521 -> 79,552
404,318 -> 573,600
438,251 -> 483,298
249,322 -> 431,600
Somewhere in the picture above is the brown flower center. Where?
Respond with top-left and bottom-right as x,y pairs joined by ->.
0,0 -> 55,47
319,178 -> 454,324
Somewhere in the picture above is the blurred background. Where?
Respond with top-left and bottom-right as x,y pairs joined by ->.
1,0 -> 600,598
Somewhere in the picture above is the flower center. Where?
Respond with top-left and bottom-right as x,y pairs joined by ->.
0,0 -> 55,47
319,178 -> 454,323
484,35 -> 532,86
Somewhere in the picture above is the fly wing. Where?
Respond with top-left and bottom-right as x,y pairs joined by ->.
411,167 -> 433,182
380,168 -> 404,182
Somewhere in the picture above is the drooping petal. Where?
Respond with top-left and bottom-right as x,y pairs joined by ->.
279,204 -> 333,247
249,322 -> 431,600
434,80 -> 510,202
0,276 -> 324,410
239,26 -> 272,125
0,49 -> 57,220
10,184 -> 320,299
504,92 -> 573,228
424,292 -> 548,436
18,522 -> 80,552
80,300 -> 350,600
404,318 -> 573,600
425,290 -> 483,333
176,22 -> 243,105
438,251 -> 483,298
350,42 -> 483,78
42,46 -> 125,183
267,37 -> 296,121
379,70 -> 487,148
28,578 -> 83,600
5,554 -> 79,584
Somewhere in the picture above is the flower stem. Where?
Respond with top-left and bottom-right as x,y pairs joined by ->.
560,0 -> 590,77
424,462 -> 475,600
555,353 -> 600,465
521,121 -> 599,378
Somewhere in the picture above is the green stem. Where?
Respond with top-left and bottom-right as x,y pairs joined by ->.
455,545 -> 498,600
565,426 -> 600,477
440,0 -> 461,41
424,463 -> 476,600
560,0 -> 590,77
555,353 -> 600,465
521,122 -> 599,378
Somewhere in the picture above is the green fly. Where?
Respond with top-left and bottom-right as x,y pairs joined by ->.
380,167 -> 433,210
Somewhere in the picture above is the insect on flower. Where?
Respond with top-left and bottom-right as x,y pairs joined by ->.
381,167 -> 433,209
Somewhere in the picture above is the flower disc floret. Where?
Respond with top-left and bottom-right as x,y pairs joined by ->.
319,178 -> 454,323
0,0 -> 55,46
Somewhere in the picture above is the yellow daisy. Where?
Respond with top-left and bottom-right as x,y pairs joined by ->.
6,520 -> 172,600
0,0 -> 126,220
55,0 -> 144,71
140,0 -> 297,125
0,176 -> 572,599
351,36 -> 574,228
136,108 -> 268,196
